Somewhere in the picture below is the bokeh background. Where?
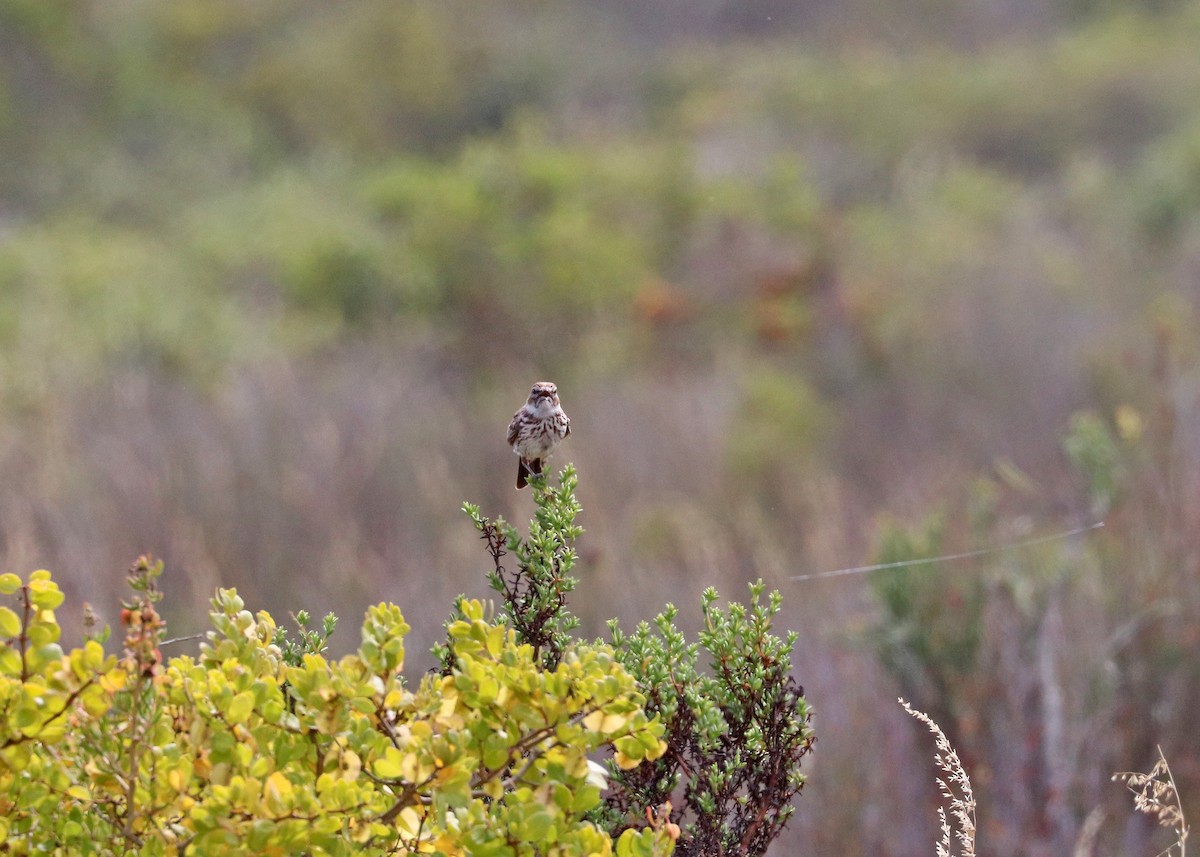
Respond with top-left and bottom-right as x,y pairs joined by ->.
2,1 -> 1199,854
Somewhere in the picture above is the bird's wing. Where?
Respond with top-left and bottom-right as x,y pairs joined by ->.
506,413 -> 521,447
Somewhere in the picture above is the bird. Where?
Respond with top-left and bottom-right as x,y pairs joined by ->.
507,381 -> 571,489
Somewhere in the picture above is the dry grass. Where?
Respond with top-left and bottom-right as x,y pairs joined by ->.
1114,747 -> 1190,857
899,699 -> 1191,857
901,698 -> 977,857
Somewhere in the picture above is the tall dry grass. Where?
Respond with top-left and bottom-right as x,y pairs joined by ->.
0,328 -> 1195,855
904,701 -> 1191,857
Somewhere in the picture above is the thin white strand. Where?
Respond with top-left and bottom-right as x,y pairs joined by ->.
790,521 -> 1104,583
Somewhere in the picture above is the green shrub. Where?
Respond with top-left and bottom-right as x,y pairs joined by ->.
0,567 -> 668,854
0,468 -> 812,856
462,467 -> 815,857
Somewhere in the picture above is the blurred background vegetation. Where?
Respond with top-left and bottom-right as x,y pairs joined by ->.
1,0 -> 1199,853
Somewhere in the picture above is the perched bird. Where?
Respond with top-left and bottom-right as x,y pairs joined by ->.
507,381 -> 571,489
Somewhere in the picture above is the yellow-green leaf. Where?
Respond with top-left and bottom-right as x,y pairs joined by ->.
0,607 -> 20,639
373,746 -> 405,779
0,644 -> 20,675
264,771 -> 293,815
227,690 -> 255,725
27,579 -> 64,610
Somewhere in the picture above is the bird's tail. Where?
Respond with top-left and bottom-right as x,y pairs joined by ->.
516,458 -> 542,489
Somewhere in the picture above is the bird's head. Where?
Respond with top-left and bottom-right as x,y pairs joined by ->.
528,381 -> 559,406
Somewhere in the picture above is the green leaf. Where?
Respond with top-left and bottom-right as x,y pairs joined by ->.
0,607 -> 20,638
521,809 -> 556,842
227,690 -> 255,725
373,747 -> 404,780
0,644 -> 20,675
616,828 -> 645,857
27,579 -> 64,610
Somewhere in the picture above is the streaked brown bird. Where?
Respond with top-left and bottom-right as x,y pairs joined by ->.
507,381 -> 570,489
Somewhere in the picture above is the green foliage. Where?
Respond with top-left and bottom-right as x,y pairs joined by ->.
0,220 -> 255,390
456,465 -> 584,671
458,467 -> 814,857
868,514 -> 986,710
274,609 -> 338,668
600,585 -> 814,857
3,1 -> 1200,850
726,367 -> 833,489
360,128 -> 658,327
0,569 -> 127,846
1063,410 -> 1125,515
0,547 -> 675,855
0,469 -> 810,855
